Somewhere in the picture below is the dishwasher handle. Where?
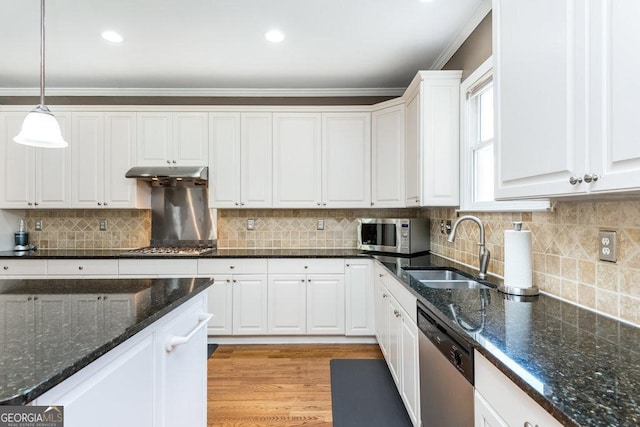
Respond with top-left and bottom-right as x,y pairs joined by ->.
166,313 -> 213,352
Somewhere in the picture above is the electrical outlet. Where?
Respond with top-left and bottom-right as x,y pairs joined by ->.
35,219 -> 43,231
247,219 -> 255,230
317,219 -> 325,230
99,219 -> 107,232
444,220 -> 452,235
599,230 -> 617,262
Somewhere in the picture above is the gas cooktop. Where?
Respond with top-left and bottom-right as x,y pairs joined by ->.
121,245 -> 215,256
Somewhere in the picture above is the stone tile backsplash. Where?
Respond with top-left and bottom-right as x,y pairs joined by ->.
217,208 -> 420,249
19,199 -> 640,326
24,210 -> 150,249
429,200 -> 640,326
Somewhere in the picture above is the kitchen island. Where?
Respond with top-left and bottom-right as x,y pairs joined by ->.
0,277 -> 213,427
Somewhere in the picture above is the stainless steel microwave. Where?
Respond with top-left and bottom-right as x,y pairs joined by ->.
357,218 -> 430,254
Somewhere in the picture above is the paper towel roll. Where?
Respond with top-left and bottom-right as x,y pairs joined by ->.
504,225 -> 532,289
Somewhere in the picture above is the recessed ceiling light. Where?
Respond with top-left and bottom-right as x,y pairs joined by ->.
101,30 -> 123,43
265,29 -> 285,43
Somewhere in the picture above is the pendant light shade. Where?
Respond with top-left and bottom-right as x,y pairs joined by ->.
14,0 -> 68,149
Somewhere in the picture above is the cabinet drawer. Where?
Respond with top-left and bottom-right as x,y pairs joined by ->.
0,259 -> 47,276
197,258 -> 267,275
268,258 -> 344,274
475,352 -> 562,427
118,259 -> 197,276
375,262 -> 416,323
48,259 -> 119,276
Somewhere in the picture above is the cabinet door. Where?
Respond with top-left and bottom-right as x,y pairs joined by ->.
174,112 -> 208,166
322,112 -> 371,207
589,0 -> 640,193
404,93 -> 420,206
241,113 -> 272,207
306,274 -> 345,335
103,294 -> 137,338
207,275 -> 233,335
268,275 -> 306,334
232,274 -> 268,335
494,0 -> 588,198
400,313 -> 420,426
72,113 -> 104,208
387,296 -> 402,386
35,112 -> 72,208
372,104 -> 405,207
136,113 -> 172,166
0,295 -> 35,381
0,113 -> 35,208
273,113 -> 322,208
345,260 -> 375,336
374,279 -> 389,357
159,296 -> 208,427
104,113 -> 137,207
70,295 -> 104,353
474,391 -> 509,427
209,113 -> 241,208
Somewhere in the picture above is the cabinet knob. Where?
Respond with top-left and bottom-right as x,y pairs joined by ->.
322,203 -> 327,206
233,279 -> 237,283
235,202 -> 239,206
416,200 -> 419,204
172,160 -> 177,164
33,296 -> 38,301
230,265 -> 235,269
379,273 -> 384,278
97,296 -> 102,300
317,202 -> 321,206
103,296 -> 108,300
3,266 -> 7,270
104,202 -> 108,206
78,266 -> 84,270
523,422 -> 538,427
34,202 -> 39,206
394,310 -> 401,318
240,202 -> 245,206
166,160 -> 171,164
304,266 -> 308,269
371,202 -> 374,206
97,202 -> 102,206
583,173 -> 599,183
346,264 -> 350,267
27,202 -> 33,206
301,279 -> 305,282
382,293 -> 388,298
569,175 -> 583,185
27,296 -> 32,301
226,279 -> 231,283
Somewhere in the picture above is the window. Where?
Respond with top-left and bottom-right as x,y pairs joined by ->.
459,57 -> 549,211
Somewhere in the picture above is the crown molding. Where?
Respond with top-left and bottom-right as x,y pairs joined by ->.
0,86 -> 405,98
429,0 -> 492,70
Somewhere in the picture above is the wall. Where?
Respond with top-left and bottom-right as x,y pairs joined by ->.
217,208 -> 420,249
442,11 -> 492,80
24,209 -> 150,249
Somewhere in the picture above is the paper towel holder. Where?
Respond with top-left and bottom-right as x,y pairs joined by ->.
498,221 -> 540,296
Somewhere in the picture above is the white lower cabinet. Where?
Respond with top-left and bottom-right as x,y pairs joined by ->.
0,259 -> 47,278
232,275 -> 268,335
206,275 -> 233,335
268,275 -> 307,334
344,259 -> 374,336
374,262 -> 420,427
35,293 -> 209,427
306,274 -> 344,334
474,351 -> 562,427
47,259 -> 119,278
119,258 -> 197,277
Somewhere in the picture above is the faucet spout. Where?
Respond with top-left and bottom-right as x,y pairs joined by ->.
447,215 -> 491,280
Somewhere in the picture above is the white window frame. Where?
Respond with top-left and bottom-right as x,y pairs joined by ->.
459,56 -> 549,212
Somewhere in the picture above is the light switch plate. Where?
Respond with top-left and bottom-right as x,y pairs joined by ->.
99,219 -> 107,232
599,230 -> 617,262
247,219 -> 255,230
317,219 -> 325,230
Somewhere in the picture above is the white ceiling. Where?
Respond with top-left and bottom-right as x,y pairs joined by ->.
0,0 -> 488,95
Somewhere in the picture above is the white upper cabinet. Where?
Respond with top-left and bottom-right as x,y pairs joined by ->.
403,71 -> 462,207
372,103 -> 405,208
209,112 -> 272,208
136,112 -> 208,167
273,113 -> 322,208
0,112 -> 72,209
273,111 -> 372,208
72,112 -> 141,208
322,112 -> 371,208
494,0 -> 640,198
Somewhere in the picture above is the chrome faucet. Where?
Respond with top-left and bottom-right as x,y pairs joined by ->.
447,215 -> 490,280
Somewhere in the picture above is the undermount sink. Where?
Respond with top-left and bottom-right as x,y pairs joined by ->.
402,269 -> 491,290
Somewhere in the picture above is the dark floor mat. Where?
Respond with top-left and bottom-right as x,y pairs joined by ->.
207,344 -> 218,358
330,359 -> 412,427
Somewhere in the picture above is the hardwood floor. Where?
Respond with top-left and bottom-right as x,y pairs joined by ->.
207,344 -> 384,427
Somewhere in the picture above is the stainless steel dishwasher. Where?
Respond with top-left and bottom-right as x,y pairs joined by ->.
417,300 -> 474,426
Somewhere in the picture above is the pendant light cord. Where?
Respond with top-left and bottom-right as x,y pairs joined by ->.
40,0 -> 45,106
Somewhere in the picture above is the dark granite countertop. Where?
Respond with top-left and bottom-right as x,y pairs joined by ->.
377,254 -> 640,427
0,248 -> 368,259
0,277 -> 213,405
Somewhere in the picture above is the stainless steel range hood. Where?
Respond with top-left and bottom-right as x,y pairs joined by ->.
125,166 -> 208,183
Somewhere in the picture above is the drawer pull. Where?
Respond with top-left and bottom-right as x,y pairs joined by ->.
166,313 -> 213,352
394,309 -> 400,318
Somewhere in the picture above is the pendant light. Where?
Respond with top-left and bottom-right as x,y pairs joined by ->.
14,0 -> 68,148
